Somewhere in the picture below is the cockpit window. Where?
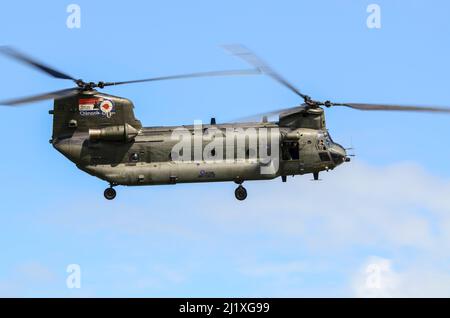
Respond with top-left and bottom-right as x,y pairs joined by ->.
318,132 -> 333,150
330,152 -> 342,164
326,131 -> 334,143
318,139 -> 326,150
319,152 -> 331,162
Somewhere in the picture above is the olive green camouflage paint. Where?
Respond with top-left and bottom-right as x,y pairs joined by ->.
52,91 -> 347,187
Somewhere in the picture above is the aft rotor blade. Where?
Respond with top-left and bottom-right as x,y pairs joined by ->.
223,44 -> 309,101
0,88 -> 80,106
0,46 -> 76,81
232,105 -> 303,122
333,102 -> 450,113
101,69 -> 261,87
232,101 -> 450,122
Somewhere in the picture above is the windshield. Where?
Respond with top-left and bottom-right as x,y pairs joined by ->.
317,132 -> 332,150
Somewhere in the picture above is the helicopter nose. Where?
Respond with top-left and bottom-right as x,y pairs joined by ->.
329,144 -> 348,165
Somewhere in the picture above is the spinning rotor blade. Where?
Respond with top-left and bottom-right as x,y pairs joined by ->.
0,46 -> 260,90
100,68 -> 261,87
223,44 -> 309,101
0,46 -> 77,81
234,102 -> 450,122
232,106 -> 303,122
0,46 -> 262,105
0,88 -> 80,106
331,102 -> 450,113
223,45 -> 450,120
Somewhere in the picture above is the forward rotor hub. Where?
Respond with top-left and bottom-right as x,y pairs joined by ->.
75,79 -> 104,90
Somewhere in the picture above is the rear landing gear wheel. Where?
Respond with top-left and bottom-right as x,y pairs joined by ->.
104,187 -> 116,200
235,185 -> 247,201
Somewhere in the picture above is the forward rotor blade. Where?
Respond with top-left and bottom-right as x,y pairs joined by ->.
0,46 -> 76,81
333,102 -> 450,113
101,69 -> 261,87
223,44 -> 309,101
0,88 -> 80,106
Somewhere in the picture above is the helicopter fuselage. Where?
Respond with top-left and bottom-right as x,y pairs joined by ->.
49,90 -> 348,199
53,121 -> 348,186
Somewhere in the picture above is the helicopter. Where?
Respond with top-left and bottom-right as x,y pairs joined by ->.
2,45 -> 450,201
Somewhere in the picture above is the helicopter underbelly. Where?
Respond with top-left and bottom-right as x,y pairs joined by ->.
80,160 -> 279,186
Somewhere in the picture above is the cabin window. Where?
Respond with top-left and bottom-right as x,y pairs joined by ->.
282,141 -> 299,160
129,153 -> 139,162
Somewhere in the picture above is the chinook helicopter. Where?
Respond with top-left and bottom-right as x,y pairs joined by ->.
2,45 -> 450,201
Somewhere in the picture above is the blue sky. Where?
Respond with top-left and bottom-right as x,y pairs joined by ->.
1,0 -> 450,297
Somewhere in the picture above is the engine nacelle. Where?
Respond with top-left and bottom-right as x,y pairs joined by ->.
279,107 -> 325,129
89,123 -> 139,142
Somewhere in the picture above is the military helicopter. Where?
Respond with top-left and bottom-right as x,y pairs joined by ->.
2,45 -> 450,201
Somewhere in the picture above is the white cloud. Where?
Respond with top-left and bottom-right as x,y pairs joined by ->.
353,256 -> 450,297
23,160 -> 450,296
201,161 -> 450,251
197,160 -> 450,296
352,256 -> 399,297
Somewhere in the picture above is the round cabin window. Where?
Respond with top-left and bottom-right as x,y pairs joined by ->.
130,153 -> 139,162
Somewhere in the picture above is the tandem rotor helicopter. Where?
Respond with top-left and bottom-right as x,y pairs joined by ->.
1,45 -> 450,201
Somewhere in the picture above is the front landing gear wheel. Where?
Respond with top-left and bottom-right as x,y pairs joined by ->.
235,185 -> 247,201
104,187 -> 116,200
